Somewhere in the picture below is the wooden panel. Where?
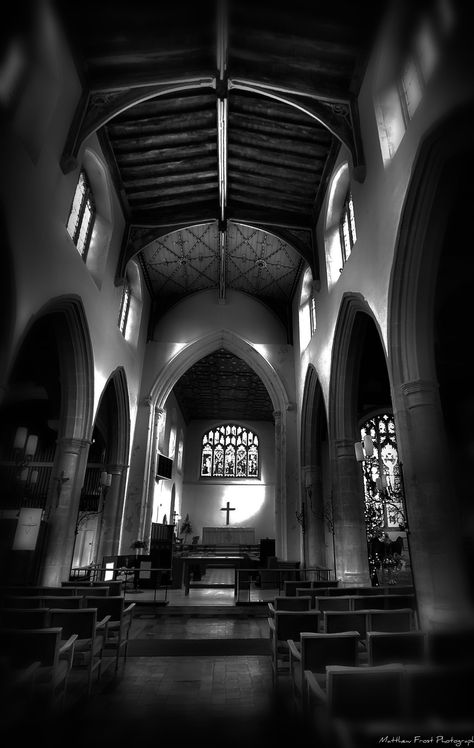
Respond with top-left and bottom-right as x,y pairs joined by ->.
202,527 -> 255,545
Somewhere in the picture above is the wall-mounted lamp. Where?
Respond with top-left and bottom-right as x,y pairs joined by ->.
100,471 -> 112,488
354,434 -> 374,462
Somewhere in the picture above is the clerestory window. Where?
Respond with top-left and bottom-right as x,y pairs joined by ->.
118,281 -> 131,337
66,170 -> 96,259
339,190 -> 357,265
201,424 -> 259,478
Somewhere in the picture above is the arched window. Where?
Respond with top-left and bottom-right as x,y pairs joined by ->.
357,413 -> 411,585
66,169 -> 96,259
325,162 -> 357,288
339,190 -> 357,264
299,266 -> 316,352
200,424 -> 259,478
359,413 -> 405,533
118,280 -> 131,336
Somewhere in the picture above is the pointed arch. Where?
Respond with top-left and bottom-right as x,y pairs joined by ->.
149,329 -> 290,414
95,366 -> 131,467
8,295 -> 95,441
329,293 -> 385,442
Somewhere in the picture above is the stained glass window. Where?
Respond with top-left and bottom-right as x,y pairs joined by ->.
360,413 -> 406,534
66,170 -> 96,258
200,425 -> 259,478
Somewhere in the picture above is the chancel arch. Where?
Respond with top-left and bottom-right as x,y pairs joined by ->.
143,330 -> 291,557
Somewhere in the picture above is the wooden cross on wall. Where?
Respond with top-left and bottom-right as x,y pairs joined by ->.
221,501 -> 236,525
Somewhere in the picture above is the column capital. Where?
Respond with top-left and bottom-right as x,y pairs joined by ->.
333,438 -> 356,458
107,464 -> 128,477
400,379 -> 439,409
57,436 -> 91,454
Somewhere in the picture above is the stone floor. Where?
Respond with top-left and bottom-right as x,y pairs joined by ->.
9,570 -> 304,748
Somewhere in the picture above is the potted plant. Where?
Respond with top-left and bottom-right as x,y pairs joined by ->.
179,514 -> 193,546
131,539 -> 148,556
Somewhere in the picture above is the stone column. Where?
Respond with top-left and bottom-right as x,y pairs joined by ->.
273,410 -> 285,559
142,406 -> 165,541
42,436 -> 90,586
97,463 -> 127,563
120,398 -> 157,554
332,438 -> 371,586
303,464 -> 327,570
399,379 -> 472,627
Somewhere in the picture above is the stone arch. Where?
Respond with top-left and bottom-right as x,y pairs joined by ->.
3,295 -> 94,585
328,293 -> 385,585
147,329 -> 291,557
150,329 -> 290,413
388,102 -> 474,625
8,294 -> 94,442
301,365 -> 332,570
92,367 -> 131,560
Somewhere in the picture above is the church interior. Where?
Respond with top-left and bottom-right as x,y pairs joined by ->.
1,0 -> 474,745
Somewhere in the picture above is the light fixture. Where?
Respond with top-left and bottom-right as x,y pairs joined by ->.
354,434 -> 374,462
100,471 -> 112,488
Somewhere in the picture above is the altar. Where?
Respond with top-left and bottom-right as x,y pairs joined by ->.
201,527 -> 255,546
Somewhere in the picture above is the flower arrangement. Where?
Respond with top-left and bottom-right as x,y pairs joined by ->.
180,513 -> 193,544
131,539 -> 148,552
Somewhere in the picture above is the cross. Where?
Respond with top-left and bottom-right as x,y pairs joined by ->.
220,501 -> 236,525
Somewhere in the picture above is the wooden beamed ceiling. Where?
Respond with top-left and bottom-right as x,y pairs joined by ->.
55,0 -> 387,329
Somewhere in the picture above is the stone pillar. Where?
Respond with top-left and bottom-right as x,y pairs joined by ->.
399,379 -> 472,628
120,398 -> 158,554
303,464 -> 327,570
273,410 -> 285,559
97,463 -> 127,563
142,406 -> 165,541
332,438 -> 371,586
42,436 -> 90,586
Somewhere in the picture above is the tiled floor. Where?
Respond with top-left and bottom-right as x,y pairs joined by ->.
13,571 -> 303,748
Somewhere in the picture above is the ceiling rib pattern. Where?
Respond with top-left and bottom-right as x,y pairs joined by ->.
54,0 -> 387,420
173,348 -> 274,423
141,221 -> 302,324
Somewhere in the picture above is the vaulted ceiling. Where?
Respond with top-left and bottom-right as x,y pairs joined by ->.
53,0 -> 387,421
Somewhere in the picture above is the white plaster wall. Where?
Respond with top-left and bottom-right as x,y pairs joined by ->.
0,9 -> 149,465
293,6 -> 474,422
180,419 -> 276,543
142,289 -> 295,406
153,288 -> 287,344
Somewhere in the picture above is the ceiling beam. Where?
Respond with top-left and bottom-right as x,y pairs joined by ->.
60,77 -> 216,173
228,78 -> 365,180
